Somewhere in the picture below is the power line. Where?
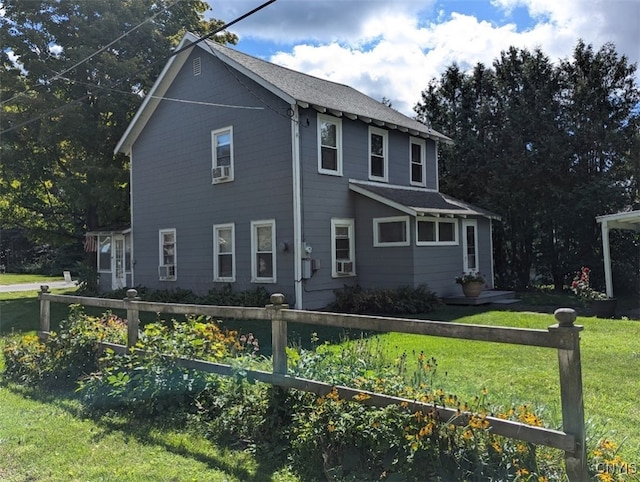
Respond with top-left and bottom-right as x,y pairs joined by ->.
0,0 -> 276,136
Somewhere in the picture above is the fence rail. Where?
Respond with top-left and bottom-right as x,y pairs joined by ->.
38,286 -> 588,480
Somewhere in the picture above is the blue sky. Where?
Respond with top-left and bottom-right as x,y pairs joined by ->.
206,0 -> 640,115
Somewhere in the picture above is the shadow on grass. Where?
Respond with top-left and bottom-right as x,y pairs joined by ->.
2,381 -> 292,481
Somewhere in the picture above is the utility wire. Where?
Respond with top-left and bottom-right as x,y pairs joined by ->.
0,0 -> 182,108
0,0 -> 276,136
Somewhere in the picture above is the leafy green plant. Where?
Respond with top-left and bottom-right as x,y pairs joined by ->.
3,305 -> 126,387
330,284 -> 441,315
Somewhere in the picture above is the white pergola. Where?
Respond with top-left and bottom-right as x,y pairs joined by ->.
596,210 -> 640,297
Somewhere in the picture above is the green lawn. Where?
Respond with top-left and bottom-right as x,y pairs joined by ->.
0,273 -> 64,285
0,385 -> 296,481
367,305 -> 640,460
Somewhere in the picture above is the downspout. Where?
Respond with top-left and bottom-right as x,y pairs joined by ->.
129,150 -> 135,288
291,104 -> 303,309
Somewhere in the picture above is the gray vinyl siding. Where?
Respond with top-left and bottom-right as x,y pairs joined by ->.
130,50 -> 296,302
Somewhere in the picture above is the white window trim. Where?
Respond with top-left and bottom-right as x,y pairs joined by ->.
409,136 -> 426,187
213,223 -> 235,282
368,126 -> 388,182
373,216 -> 410,247
331,218 -> 356,277
212,126 -> 234,184
317,114 -> 343,176
158,228 -> 177,281
416,217 -> 459,246
251,219 -> 277,283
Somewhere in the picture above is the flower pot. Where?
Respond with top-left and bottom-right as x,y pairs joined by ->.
591,298 -> 617,318
461,281 -> 484,298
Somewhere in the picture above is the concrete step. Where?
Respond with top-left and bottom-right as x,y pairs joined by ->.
443,290 -> 518,306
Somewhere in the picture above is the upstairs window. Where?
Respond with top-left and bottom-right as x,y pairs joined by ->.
373,216 -> 409,246
251,220 -> 276,283
318,114 -> 342,175
410,137 -> 426,186
369,127 -> 388,182
213,223 -> 235,281
331,218 -> 355,277
416,218 -> 458,246
212,126 -> 234,183
159,229 -> 176,280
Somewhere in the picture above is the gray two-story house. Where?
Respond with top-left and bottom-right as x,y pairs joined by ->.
100,31 -> 498,309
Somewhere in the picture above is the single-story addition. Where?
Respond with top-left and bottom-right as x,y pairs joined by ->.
84,227 -> 132,291
596,209 -> 640,297
95,31 -> 500,309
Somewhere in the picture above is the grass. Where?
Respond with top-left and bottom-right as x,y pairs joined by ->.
0,384 -> 297,481
359,304 -> 640,461
0,273 -> 64,285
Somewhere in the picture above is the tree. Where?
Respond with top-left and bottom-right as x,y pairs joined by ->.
415,41 -> 640,290
0,1 -> 236,245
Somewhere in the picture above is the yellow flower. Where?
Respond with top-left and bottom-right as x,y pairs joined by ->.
538,477 -> 548,482
326,387 -> 340,401
597,472 -> 614,482
491,440 -> 502,453
599,439 -> 618,452
353,392 -> 371,402
327,422 -> 335,432
463,430 -> 473,440
516,468 -> 529,476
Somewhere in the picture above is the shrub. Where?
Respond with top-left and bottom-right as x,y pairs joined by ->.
3,305 -> 126,388
77,315 -> 261,415
330,284 -> 441,315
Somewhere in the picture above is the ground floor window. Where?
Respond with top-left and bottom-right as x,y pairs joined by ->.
416,217 -> 458,245
373,216 -> 410,247
159,229 -> 176,280
251,220 -> 276,283
331,218 -> 355,277
214,223 -> 235,281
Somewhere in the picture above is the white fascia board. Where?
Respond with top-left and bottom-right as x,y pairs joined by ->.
114,33 -> 200,154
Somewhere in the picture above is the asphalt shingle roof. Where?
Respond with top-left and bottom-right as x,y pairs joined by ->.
206,39 -> 450,143
349,181 -> 500,219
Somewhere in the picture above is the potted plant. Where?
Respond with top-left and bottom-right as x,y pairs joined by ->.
570,266 -> 617,318
455,271 -> 486,298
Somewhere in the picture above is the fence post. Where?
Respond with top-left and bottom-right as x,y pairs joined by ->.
124,289 -> 140,348
38,285 -> 51,338
268,293 -> 288,376
550,308 -> 587,481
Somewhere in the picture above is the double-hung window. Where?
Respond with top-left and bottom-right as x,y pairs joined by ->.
373,216 -> 410,246
213,223 -> 235,281
251,220 -> 276,283
369,127 -> 388,181
212,126 -> 234,183
331,218 -> 355,277
416,217 -> 458,245
410,137 -> 426,186
159,229 -> 176,280
318,114 -> 342,175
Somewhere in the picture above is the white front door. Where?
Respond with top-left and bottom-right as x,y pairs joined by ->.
462,219 -> 479,273
112,235 -> 125,290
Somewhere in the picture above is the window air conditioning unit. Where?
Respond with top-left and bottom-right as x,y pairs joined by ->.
212,165 -> 231,181
336,260 -> 353,275
158,265 -> 175,280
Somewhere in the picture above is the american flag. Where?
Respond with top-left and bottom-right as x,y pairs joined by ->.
83,234 -> 97,252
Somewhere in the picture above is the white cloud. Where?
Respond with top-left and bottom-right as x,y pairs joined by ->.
210,0 -> 640,116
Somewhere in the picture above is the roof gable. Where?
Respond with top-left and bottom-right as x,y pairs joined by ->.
116,32 -> 450,154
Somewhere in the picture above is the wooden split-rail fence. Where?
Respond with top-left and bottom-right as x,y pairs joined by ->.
38,286 -> 588,480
